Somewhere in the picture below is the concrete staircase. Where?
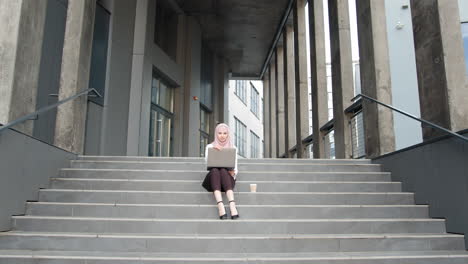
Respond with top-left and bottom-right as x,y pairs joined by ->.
0,156 -> 467,263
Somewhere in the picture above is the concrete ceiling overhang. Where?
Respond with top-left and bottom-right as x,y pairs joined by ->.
175,0 -> 292,79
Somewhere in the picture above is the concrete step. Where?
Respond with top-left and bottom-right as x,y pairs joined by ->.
77,156 -> 372,164
59,169 -> 392,182
12,216 -> 446,235
77,156 -> 205,162
70,160 -> 382,172
49,178 -> 403,192
1,250 -> 468,264
1,156 -> 464,263
38,189 -> 415,205
0,232 -> 464,253
26,202 -> 429,219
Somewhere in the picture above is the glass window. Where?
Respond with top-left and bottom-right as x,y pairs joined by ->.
261,98 -> 264,122
326,64 -> 334,120
354,63 -> 361,95
200,108 -> 210,134
462,23 -> 468,76
151,77 -> 159,105
262,140 -> 264,158
148,73 -> 175,157
329,130 -> 336,159
154,0 -> 178,61
234,117 -> 247,157
250,83 -> 260,118
200,135 -> 209,158
151,77 -> 174,112
88,4 -> 110,106
161,82 -> 174,112
200,43 -> 213,109
200,107 -> 211,157
149,110 -> 172,157
250,131 -> 260,158
235,80 -> 247,104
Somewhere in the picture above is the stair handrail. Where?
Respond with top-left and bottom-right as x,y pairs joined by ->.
0,88 -> 102,134
352,93 -> 468,143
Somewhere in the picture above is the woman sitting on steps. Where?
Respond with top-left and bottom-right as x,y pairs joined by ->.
202,123 -> 240,220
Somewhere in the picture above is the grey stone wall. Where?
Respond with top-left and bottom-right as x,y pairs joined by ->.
0,128 -> 76,231
0,0 -> 47,135
373,130 -> 468,249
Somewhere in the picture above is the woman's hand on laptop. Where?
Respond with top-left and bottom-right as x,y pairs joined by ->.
213,146 -> 222,151
228,170 -> 235,177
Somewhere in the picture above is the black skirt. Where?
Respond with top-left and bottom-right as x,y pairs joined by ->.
202,168 -> 236,192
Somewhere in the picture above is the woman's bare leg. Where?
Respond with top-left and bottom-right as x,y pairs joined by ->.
210,168 -> 226,217
213,190 -> 226,216
226,190 -> 238,216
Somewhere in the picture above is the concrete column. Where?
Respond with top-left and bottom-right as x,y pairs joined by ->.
328,0 -> 354,159
410,0 -> 468,140
213,55 -> 227,125
0,0 -> 47,134
222,62 -> 230,124
308,0 -> 328,159
211,56 -> 229,146
126,0 -> 148,156
293,0 -> 310,158
282,30 -> 290,158
54,0 -> 96,154
209,55 -> 218,144
356,0 -> 395,157
182,16 -> 202,157
269,59 -> 278,158
172,14 -> 187,157
276,46 -> 286,157
284,25 -> 297,156
100,0 -> 137,156
263,70 -> 271,158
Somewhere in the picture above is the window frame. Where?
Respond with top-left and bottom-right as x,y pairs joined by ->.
148,71 -> 176,157
250,130 -> 260,158
250,82 -> 260,119
234,80 -> 248,105
88,3 -> 111,106
199,105 -> 212,157
234,117 -> 247,157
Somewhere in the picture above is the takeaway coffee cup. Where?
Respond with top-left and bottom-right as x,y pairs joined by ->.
250,184 -> 257,192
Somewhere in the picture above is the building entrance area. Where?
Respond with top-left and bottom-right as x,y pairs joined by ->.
148,73 -> 174,157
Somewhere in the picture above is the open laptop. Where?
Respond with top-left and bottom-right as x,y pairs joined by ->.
206,147 -> 236,169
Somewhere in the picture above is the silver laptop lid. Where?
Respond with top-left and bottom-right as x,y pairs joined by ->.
206,147 -> 236,169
